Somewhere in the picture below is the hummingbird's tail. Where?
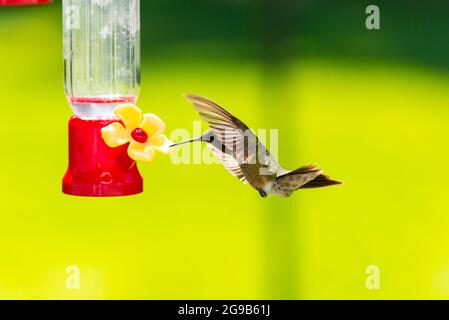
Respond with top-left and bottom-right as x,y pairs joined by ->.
300,173 -> 343,189
277,164 -> 342,191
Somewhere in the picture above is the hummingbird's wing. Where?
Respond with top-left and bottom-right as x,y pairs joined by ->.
184,94 -> 281,175
184,94 -> 251,136
207,143 -> 249,184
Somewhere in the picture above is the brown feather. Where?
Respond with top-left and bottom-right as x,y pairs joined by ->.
300,174 -> 343,189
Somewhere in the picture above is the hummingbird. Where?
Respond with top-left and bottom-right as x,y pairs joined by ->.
171,94 -> 342,198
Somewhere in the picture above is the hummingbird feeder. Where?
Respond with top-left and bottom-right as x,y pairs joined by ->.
62,0 -> 143,197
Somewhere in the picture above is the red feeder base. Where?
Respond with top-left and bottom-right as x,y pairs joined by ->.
0,0 -> 53,6
63,117 -> 143,197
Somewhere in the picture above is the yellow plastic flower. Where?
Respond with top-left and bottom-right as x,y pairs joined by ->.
101,104 -> 173,162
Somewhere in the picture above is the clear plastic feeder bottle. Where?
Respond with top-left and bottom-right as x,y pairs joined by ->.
62,0 -> 143,197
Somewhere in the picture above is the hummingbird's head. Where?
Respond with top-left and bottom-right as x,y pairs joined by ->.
201,130 -> 215,143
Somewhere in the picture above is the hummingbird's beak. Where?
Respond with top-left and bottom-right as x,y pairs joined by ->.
169,137 -> 202,148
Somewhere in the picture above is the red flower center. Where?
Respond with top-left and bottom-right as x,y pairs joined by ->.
131,128 -> 149,143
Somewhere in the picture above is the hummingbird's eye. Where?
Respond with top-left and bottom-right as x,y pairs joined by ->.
210,136 -> 215,143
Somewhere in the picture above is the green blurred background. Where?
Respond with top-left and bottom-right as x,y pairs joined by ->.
1,0 -> 449,299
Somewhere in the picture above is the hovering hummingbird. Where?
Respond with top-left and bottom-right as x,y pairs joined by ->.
171,94 -> 342,198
